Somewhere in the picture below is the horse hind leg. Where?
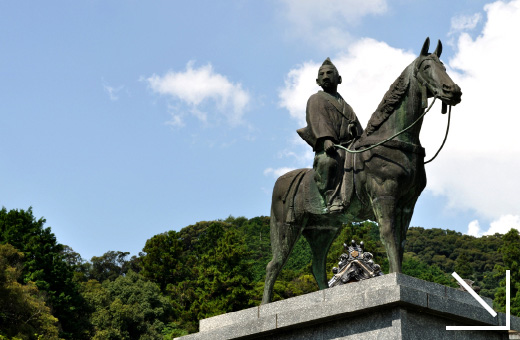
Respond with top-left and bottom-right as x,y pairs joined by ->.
262,205 -> 304,304
303,226 -> 340,290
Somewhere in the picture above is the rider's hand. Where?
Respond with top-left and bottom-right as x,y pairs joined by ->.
324,139 -> 335,154
348,123 -> 357,138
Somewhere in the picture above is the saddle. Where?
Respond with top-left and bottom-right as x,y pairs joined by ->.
281,151 -> 357,224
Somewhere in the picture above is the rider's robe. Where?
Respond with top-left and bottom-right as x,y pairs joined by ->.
297,91 -> 362,151
297,91 -> 363,209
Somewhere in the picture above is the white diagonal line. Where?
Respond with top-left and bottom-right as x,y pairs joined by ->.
452,272 -> 497,317
447,270 -> 510,331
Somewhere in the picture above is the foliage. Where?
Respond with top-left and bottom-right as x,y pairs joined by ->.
140,221 -> 256,333
454,252 -> 473,278
402,253 -> 456,287
140,229 -> 192,291
0,243 -> 60,340
190,228 -> 254,319
0,207 -> 90,339
5,205 -> 519,337
89,251 -> 141,282
80,271 -> 172,339
160,322 -> 189,339
404,227 -> 503,298
494,228 -> 520,314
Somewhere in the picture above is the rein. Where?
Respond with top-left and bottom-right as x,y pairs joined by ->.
335,96 -> 452,164
334,96 -> 438,155
424,104 -> 451,164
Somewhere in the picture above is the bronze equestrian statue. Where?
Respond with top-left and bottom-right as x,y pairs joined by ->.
262,38 -> 462,304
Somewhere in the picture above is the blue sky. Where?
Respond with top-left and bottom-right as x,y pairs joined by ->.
2,0 -> 519,260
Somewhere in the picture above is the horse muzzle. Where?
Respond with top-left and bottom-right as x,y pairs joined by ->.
438,83 -> 462,106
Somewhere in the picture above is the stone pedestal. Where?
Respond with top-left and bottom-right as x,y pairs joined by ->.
176,273 -> 519,340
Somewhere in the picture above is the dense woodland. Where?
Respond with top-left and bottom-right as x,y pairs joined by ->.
1,207 -> 519,339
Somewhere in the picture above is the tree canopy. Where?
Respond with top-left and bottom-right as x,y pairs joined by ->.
0,207 -> 89,339
0,243 -> 59,340
1,207 -> 518,338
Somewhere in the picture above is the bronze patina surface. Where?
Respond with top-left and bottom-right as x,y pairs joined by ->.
262,38 -> 462,304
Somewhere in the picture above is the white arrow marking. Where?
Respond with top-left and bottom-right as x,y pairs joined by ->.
451,271 -> 497,317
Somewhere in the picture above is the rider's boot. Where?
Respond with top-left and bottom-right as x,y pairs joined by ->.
326,191 -> 344,213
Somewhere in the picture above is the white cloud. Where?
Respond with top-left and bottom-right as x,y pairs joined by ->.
279,61 -> 321,126
280,0 -> 388,50
103,84 -> 124,101
467,220 -> 482,237
449,13 -> 482,34
147,61 -> 250,126
486,215 -> 520,235
466,215 -> 520,237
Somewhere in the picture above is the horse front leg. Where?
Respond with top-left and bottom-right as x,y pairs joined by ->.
372,196 -> 404,273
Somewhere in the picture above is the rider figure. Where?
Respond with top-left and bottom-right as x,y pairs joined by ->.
297,58 -> 363,213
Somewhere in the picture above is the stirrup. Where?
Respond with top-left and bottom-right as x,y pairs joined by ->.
327,203 -> 344,213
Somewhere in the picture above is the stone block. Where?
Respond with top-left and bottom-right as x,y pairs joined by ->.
395,272 -> 446,297
199,306 -> 258,331
259,288 -> 324,318
276,289 -> 364,328
176,273 -> 519,340
176,314 -> 277,340
427,293 -> 497,325
445,283 -> 494,308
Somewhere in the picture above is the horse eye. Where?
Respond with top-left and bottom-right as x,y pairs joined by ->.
423,65 -> 430,70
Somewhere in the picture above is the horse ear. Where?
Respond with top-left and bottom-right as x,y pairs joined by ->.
420,37 -> 430,56
433,39 -> 442,58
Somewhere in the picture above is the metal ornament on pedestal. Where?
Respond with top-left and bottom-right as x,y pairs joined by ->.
328,240 -> 384,288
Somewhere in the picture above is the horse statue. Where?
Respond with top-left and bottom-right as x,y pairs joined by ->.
262,38 -> 462,304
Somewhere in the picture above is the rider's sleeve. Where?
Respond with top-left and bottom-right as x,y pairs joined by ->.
305,94 -> 339,148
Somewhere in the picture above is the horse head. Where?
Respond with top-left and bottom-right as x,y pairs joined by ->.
415,37 -> 462,107
365,38 -> 462,138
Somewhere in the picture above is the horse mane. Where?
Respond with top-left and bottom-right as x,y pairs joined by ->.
364,65 -> 413,136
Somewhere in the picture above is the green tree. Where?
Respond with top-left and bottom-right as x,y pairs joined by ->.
454,252 -> 473,279
140,230 -> 188,291
89,250 -> 131,282
141,221 -> 258,333
494,228 -> 520,316
0,207 -> 90,339
404,227 -> 503,298
191,228 -> 254,319
225,216 -> 271,281
80,271 -> 172,340
61,245 -> 92,283
402,253 -> 456,287
0,243 -> 60,340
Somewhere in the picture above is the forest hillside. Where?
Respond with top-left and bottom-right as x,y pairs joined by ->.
1,207 -> 519,339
